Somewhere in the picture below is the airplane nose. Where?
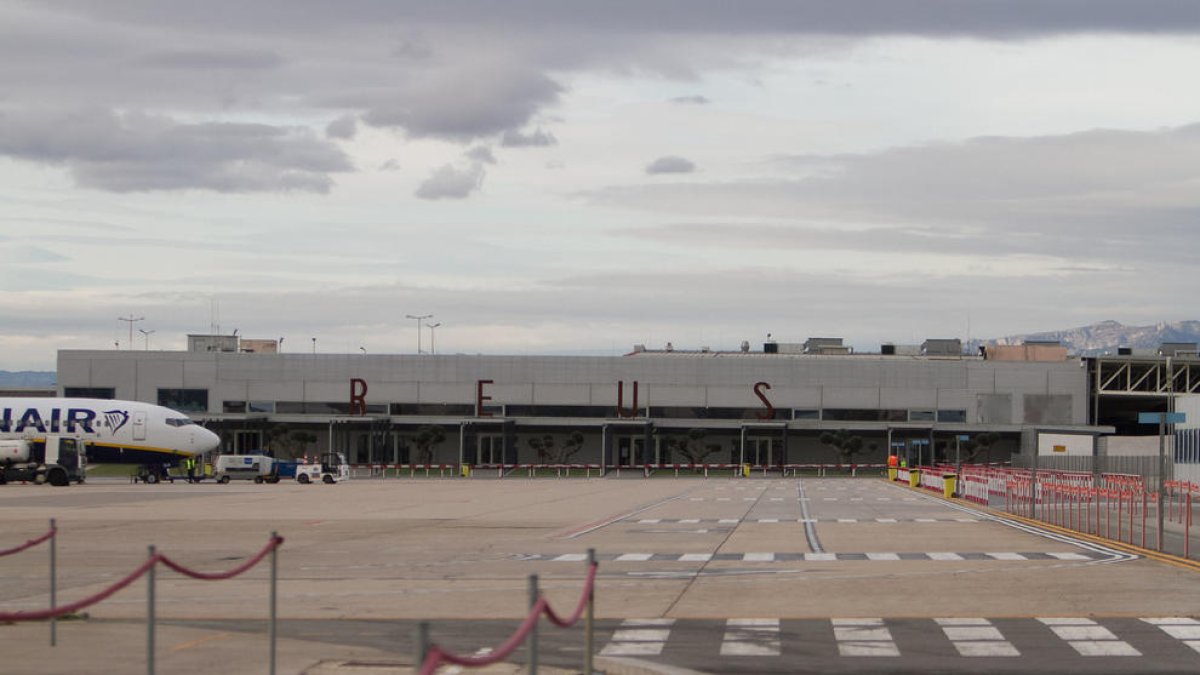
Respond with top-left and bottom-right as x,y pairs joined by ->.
198,428 -> 220,453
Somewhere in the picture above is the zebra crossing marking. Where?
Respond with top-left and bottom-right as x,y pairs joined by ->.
1038,618 -> 1141,656
936,618 -> 1020,657
1143,617 -> 1200,654
720,618 -> 781,656
599,619 -> 674,656
533,551 -> 1106,562
832,618 -> 900,657
630,517 -> 982,524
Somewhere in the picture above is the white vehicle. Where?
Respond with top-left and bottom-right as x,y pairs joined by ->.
0,397 -> 220,468
0,435 -> 86,486
213,454 -> 275,483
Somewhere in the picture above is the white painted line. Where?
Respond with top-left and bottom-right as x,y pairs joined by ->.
720,618 -> 781,656
770,497 -> 783,502
865,553 -> 900,561
1141,617 -> 1200,625
1143,618 -> 1200,641
1158,625 -> 1200,640
678,553 -> 712,562
759,518 -> 780,523
1039,618 -> 1094,625
1046,552 -> 1091,560
743,497 -> 755,501
832,618 -> 885,626
552,553 -> 588,562
833,618 -> 899,657
615,553 -> 653,562
804,553 -> 838,561
955,518 -> 978,522
928,552 -> 964,561
955,641 -> 1021,657
717,497 -> 732,502
688,497 -> 704,501
877,518 -> 898,523
1068,641 -> 1141,656
638,519 -> 660,524
986,552 -> 1027,560
915,518 -> 938,523
837,518 -> 857,523
680,519 -> 700,524
943,626 -> 1006,641
743,552 -> 775,562
718,519 -> 739,524
1184,641 -> 1200,654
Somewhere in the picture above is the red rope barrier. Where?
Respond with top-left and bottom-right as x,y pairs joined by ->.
0,535 -> 284,623
157,536 -> 284,580
0,527 -> 55,558
0,557 -> 157,623
420,563 -> 598,674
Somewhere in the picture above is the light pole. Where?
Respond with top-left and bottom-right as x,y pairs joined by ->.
311,337 -> 316,354
118,314 -> 144,350
406,314 -> 432,354
138,328 -> 156,351
427,323 -> 441,355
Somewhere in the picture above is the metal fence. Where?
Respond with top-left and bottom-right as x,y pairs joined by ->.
1011,454 -> 1174,484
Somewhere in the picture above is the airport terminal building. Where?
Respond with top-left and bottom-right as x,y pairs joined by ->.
55,335 -> 1125,469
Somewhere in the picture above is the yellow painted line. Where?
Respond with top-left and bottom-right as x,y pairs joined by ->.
883,477 -> 1200,573
89,441 -> 189,457
169,632 -> 232,652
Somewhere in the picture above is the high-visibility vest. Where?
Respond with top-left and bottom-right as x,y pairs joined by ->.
887,455 -> 898,468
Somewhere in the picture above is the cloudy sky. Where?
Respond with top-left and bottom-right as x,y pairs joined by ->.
4,1 -> 1200,369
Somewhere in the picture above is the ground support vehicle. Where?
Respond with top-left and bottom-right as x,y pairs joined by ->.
0,435 -> 87,486
213,454 -> 276,483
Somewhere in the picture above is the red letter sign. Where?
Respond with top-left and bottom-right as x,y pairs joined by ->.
477,379 -> 494,417
350,378 -> 368,416
616,381 -> 640,418
754,381 -> 774,420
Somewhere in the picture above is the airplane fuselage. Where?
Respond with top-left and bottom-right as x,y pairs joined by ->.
0,398 -> 220,464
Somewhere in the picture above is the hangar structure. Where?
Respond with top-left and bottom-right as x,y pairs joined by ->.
55,336 -> 1116,469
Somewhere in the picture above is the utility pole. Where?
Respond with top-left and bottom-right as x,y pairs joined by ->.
118,315 -> 144,350
406,314 -> 433,354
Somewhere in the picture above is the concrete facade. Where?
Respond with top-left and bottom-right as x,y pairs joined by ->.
56,349 -> 1098,468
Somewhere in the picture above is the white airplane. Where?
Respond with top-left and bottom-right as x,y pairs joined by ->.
0,397 -> 220,464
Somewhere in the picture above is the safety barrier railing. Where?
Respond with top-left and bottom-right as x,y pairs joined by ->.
0,520 -> 58,646
351,462 -> 888,479
417,550 -> 598,675
0,529 -> 284,675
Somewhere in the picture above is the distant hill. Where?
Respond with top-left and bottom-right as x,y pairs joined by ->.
0,371 -> 56,387
969,320 -> 1200,356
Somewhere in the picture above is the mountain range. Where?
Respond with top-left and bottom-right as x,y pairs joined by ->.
969,320 -> 1200,356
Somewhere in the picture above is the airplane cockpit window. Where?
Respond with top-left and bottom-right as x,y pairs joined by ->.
165,418 -> 196,427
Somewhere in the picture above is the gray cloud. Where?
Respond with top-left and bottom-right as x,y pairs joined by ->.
0,107 -> 353,193
500,128 -> 558,147
325,115 -> 357,140
136,49 -> 285,70
378,158 -> 401,171
670,95 -> 709,105
601,124 -> 1200,265
415,163 -> 485,200
465,146 -> 497,164
646,156 -> 696,175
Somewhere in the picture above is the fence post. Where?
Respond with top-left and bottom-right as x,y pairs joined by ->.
147,545 -> 156,675
416,621 -> 430,670
269,531 -> 278,675
49,518 -> 57,647
584,548 -> 595,675
528,574 -> 539,675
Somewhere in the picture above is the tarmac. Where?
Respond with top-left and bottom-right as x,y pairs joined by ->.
2,475 -> 1200,673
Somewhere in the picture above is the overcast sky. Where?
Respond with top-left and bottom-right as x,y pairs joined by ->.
4,1 -> 1200,369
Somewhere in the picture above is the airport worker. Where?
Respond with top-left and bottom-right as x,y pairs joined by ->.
887,454 -> 898,468
185,456 -> 196,483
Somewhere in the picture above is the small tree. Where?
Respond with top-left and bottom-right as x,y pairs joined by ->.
413,425 -> 446,463
289,430 -> 318,461
666,429 -> 722,465
527,435 -> 557,463
560,431 -> 586,463
819,429 -> 866,467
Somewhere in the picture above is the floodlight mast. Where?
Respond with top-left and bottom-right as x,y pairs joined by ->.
406,314 -> 433,354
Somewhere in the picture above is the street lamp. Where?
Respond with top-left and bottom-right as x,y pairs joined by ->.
138,328 -> 156,351
118,314 -> 144,350
406,314 -> 433,353
427,322 -> 442,355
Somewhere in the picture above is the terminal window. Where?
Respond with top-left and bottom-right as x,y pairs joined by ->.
64,387 -> 116,399
158,388 -> 209,413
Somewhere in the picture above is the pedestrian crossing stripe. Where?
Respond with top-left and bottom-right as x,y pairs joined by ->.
597,617 -> 1200,660
533,551 -> 1109,562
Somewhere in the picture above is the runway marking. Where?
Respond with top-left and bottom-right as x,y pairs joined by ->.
599,619 -> 675,656
720,618 -> 780,656
1039,618 -> 1141,656
528,551 -> 1105,562
833,618 -> 900,657
168,632 -> 232,652
936,618 -> 1020,657
1143,617 -> 1200,653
